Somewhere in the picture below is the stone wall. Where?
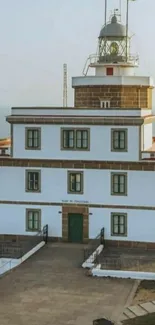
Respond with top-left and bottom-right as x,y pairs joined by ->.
74,85 -> 152,109
105,240 -> 155,250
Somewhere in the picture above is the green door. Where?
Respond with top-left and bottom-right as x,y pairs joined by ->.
68,213 -> 83,243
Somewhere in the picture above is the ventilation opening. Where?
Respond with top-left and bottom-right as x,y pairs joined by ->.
100,101 -> 110,109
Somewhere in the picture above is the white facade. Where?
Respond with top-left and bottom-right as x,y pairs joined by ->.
0,203 -> 155,243
0,165 -> 155,242
2,98 -> 155,245
72,76 -> 154,87
143,124 -> 153,150
13,124 -> 140,161
0,7 -> 155,246
89,208 -> 155,243
1,167 -> 155,207
95,66 -> 136,77
11,108 -> 152,117
0,204 -> 62,238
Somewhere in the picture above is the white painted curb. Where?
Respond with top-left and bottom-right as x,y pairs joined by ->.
82,242 -> 155,280
91,268 -> 155,280
0,241 -> 45,276
20,241 -> 45,263
82,244 -> 104,269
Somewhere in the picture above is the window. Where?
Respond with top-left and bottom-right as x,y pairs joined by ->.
111,173 -> 127,196
106,67 -> 113,76
63,130 -> 74,149
25,128 -> 41,150
100,100 -> 110,109
26,209 -> 41,232
25,170 -> 41,192
61,129 -> 90,150
111,213 -> 127,236
68,172 -> 83,194
76,130 -> 88,149
111,129 -> 128,151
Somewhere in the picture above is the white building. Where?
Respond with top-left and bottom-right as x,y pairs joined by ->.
0,6 -> 155,248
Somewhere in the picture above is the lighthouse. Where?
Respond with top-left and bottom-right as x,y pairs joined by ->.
2,0 -> 155,248
72,1 -> 153,112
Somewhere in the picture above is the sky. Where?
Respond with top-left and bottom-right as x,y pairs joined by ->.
0,0 -> 154,137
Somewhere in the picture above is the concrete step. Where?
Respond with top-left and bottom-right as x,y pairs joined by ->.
140,302 -> 155,313
128,305 -> 147,317
119,313 -> 129,321
123,308 -> 136,319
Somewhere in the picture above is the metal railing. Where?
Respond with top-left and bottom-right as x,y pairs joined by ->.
43,224 -> 48,244
83,227 -> 104,261
141,151 -> 155,160
20,224 -> 49,256
0,224 -> 48,259
83,52 -> 139,75
0,244 -> 22,258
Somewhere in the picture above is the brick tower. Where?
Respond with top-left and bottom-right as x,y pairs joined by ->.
72,2 -> 153,111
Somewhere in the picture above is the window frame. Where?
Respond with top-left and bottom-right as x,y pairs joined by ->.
25,127 -> 41,150
26,209 -> 41,232
100,100 -> 110,109
62,129 -> 74,149
111,172 -> 127,196
25,170 -> 41,193
67,171 -> 84,194
61,128 -> 90,151
111,128 -> 128,152
111,213 -> 127,237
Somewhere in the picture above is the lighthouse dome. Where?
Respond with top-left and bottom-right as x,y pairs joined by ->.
99,15 -> 127,39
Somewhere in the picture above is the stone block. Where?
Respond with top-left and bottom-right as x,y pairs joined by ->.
140,302 -> 155,313
123,308 -> 136,319
128,305 -> 147,317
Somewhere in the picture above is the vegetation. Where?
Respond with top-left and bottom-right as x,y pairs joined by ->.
123,313 -> 155,325
138,280 -> 155,291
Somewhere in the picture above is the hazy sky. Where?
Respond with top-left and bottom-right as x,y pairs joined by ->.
0,0 -> 154,136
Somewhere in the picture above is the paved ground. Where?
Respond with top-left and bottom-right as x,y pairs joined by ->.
0,243 -> 135,325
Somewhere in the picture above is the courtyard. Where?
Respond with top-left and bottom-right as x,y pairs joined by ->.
0,243 -> 134,325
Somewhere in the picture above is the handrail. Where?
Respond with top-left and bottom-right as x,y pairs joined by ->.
0,224 -> 49,259
141,151 -> 155,160
83,227 -> 104,261
43,224 -> 48,244
83,53 -> 139,76
21,224 -> 48,254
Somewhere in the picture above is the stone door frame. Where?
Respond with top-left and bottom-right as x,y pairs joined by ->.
62,205 -> 89,243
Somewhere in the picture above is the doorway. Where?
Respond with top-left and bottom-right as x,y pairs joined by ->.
68,213 -> 83,243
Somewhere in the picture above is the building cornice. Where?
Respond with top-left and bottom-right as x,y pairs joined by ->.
72,76 -> 154,88
6,116 -> 147,126
11,106 -> 146,111
0,158 -> 155,171
0,200 -> 155,211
